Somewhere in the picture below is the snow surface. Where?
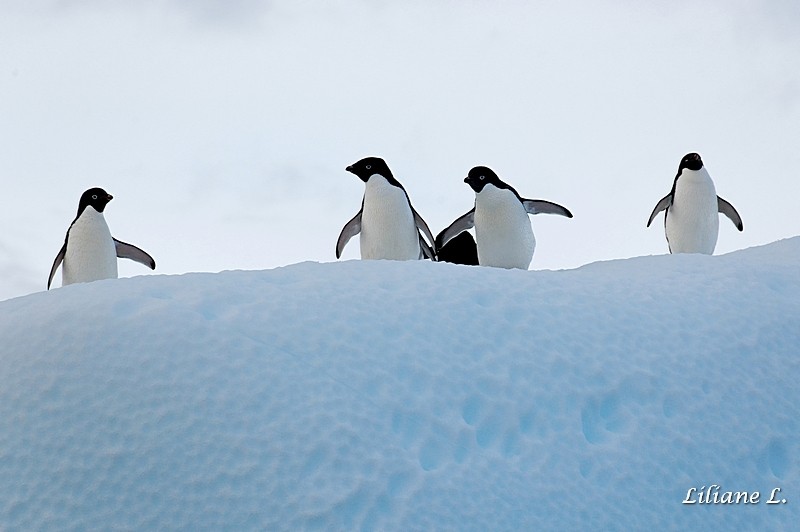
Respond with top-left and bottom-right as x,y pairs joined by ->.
1,238 -> 798,530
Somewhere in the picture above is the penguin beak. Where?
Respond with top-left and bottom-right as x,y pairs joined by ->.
345,165 -> 354,174
464,176 -> 481,192
107,194 -> 113,201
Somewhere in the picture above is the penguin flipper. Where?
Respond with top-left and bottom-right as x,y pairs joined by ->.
114,239 -> 156,270
717,196 -> 743,231
47,242 -> 67,290
647,194 -> 672,227
435,208 -> 475,251
411,207 -> 436,249
336,210 -> 362,259
522,199 -> 573,218
419,233 -> 435,260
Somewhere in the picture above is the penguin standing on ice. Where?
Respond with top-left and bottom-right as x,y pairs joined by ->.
647,153 -> 743,254
48,187 -> 156,289
336,157 -> 435,260
436,166 -> 573,269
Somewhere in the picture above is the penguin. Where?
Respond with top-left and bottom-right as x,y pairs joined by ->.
435,231 -> 479,266
336,157 -> 435,260
647,153 -> 743,254
436,166 -> 573,269
48,187 -> 156,289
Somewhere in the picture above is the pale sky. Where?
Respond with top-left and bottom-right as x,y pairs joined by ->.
2,0 -> 798,300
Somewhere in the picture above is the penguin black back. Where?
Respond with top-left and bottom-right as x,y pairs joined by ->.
436,231 -> 479,266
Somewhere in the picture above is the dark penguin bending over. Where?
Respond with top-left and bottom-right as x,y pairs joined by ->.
647,153 -> 743,254
436,231 -> 479,266
336,157 -> 435,260
48,187 -> 156,289
436,166 -> 572,269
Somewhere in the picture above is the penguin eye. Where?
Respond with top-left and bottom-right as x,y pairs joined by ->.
91,195 -> 98,200
479,175 -> 485,180
366,165 -> 372,170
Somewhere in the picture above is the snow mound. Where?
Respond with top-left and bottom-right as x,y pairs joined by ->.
1,239 -> 798,530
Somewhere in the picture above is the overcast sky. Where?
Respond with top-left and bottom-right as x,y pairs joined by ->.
2,0 -> 798,300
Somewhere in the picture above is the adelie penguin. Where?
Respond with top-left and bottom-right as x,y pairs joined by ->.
436,231 -> 479,266
647,153 -> 743,254
336,157 -> 435,261
436,166 -> 573,269
48,187 -> 156,289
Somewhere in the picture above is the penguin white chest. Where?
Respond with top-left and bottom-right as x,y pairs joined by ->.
360,176 -> 420,260
666,169 -> 719,254
62,208 -> 118,285
474,186 -> 535,269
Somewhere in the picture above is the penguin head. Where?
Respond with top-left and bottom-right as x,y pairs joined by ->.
465,166 -> 504,193
346,157 -> 393,183
78,187 -> 113,215
678,153 -> 704,173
